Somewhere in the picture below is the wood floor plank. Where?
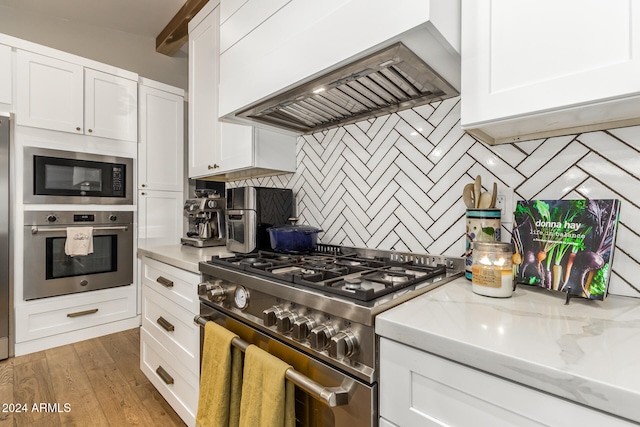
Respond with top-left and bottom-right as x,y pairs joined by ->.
0,358 -> 13,426
99,328 -> 147,388
13,358 -> 61,427
73,336 -> 116,372
132,382 -> 187,427
84,363 -> 158,427
45,344 -> 109,427
3,329 -> 186,427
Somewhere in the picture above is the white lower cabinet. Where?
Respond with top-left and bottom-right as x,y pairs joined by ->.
140,256 -> 201,427
379,338 -> 635,427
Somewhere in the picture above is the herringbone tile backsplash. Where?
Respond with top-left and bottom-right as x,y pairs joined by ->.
230,96 -> 640,298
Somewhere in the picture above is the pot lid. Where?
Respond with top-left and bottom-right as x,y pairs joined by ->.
268,219 -> 323,234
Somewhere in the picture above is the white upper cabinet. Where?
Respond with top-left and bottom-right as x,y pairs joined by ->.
216,122 -> 296,181
188,0 -> 296,181
17,51 -> 83,133
461,0 -> 640,144
138,81 -> 184,192
188,0 -> 220,178
84,68 -> 138,141
16,50 -> 137,142
0,44 -> 12,108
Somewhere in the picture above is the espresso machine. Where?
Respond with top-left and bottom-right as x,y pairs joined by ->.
181,193 -> 226,247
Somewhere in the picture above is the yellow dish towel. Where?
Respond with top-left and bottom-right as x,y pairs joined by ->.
239,345 -> 295,427
196,321 -> 243,427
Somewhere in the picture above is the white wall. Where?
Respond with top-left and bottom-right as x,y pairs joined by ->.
0,5 -> 187,91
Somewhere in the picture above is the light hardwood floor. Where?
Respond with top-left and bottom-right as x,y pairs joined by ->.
0,328 -> 186,427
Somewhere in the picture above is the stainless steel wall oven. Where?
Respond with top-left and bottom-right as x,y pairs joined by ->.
23,147 -> 133,205
23,211 -> 133,300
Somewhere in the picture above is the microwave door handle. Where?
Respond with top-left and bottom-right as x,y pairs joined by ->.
31,225 -> 129,234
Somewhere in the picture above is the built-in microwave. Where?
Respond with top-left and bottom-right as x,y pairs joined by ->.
23,147 -> 134,205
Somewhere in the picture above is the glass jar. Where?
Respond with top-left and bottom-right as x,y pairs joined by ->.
471,242 -> 514,298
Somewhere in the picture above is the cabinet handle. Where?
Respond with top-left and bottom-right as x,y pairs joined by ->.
67,308 -> 99,318
156,366 -> 174,385
157,316 -> 175,332
75,127 -> 81,131
208,164 -> 220,170
141,192 -> 146,196
141,184 -> 146,188
88,129 -> 93,133
156,276 -> 174,288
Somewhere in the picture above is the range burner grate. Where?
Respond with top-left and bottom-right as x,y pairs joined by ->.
207,248 -> 448,302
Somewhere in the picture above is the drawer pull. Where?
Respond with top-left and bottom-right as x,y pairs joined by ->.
67,308 -> 99,318
156,366 -> 174,385
156,276 -> 174,288
157,316 -> 175,332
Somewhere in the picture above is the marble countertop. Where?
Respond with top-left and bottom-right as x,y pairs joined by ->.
137,244 -> 233,273
376,277 -> 640,423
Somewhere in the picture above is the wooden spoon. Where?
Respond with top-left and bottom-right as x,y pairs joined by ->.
473,175 -> 481,208
478,191 -> 492,209
462,183 -> 475,208
490,182 -> 497,208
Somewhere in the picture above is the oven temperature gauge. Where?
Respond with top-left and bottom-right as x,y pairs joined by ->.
233,286 -> 250,310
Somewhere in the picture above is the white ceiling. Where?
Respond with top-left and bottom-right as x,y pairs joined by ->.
0,0 -> 186,39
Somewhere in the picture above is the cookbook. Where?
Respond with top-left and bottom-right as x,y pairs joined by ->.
511,199 -> 621,300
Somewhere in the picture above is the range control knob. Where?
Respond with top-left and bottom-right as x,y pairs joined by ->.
108,214 -> 117,222
198,280 -> 225,302
46,214 -> 57,223
262,306 -> 285,327
309,324 -> 338,351
276,311 -> 299,333
292,316 -> 318,341
329,330 -> 359,359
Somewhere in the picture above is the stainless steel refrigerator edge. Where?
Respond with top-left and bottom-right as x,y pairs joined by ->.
0,114 -> 11,360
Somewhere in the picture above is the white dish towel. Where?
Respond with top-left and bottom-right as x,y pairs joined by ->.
64,227 -> 94,257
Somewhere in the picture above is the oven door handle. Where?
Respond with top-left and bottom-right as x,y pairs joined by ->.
194,315 -> 351,407
31,225 -> 129,234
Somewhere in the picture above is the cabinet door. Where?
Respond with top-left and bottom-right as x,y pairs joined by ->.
16,50 -> 84,133
218,122 -> 253,172
85,68 -> 138,142
461,0 -> 640,140
188,4 -> 221,178
139,85 -> 184,191
218,123 -> 296,175
138,190 -> 183,249
0,44 -> 11,107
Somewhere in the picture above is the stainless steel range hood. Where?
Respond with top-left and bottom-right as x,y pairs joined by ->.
236,43 -> 459,134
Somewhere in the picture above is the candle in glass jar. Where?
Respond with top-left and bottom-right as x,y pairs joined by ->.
471,242 -> 513,298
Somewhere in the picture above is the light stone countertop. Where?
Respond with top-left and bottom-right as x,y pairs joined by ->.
375,277 -> 640,424
137,244 -> 234,273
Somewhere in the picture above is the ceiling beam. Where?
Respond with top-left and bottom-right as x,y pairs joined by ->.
156,0 -> 209,56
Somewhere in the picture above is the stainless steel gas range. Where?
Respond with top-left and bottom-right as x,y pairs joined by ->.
197,245 -> 464,426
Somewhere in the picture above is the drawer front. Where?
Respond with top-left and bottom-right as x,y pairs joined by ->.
140,328 -> 198,427
141,257 -> 200,312
380,338 -> 635,427
142,286 -> 199,374
16,286 -> 137,342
